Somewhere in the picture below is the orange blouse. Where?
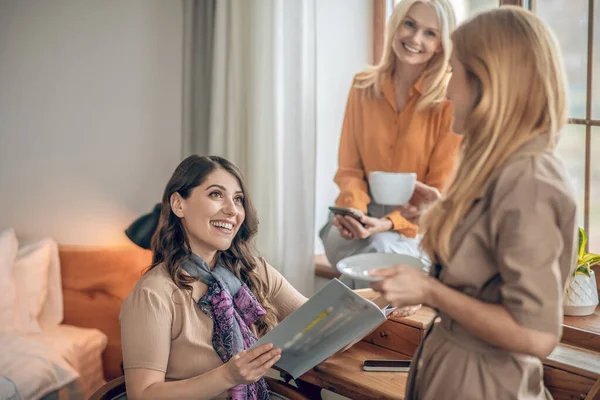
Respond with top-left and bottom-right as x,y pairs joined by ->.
334,73 -> 461,238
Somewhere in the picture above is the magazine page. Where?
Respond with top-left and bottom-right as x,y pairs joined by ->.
252,279 -> 387,378
336,300 -> 397,354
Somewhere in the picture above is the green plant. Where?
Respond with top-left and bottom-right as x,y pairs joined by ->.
574,227 -> 600,277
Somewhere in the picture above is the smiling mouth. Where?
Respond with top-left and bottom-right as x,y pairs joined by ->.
210,221 -> 234,233
403,42 -> 421,54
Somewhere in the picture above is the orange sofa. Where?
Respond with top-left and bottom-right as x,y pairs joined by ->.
59,245 -> 152,380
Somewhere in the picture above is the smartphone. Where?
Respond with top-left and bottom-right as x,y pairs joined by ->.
328,207 -> 365,226
362,359 -> 412,372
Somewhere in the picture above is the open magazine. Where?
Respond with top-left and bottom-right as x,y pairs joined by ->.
251,278 -> 395,379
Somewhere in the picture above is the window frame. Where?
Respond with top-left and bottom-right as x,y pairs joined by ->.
527,0 -> 596,236
561,0 -> 595,237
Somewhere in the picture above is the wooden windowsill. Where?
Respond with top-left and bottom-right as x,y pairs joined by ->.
562,306 -> 600,352
564,306 -> 600,332
314,254 -> 341,279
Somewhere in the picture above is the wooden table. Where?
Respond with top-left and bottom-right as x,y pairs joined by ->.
299,341 -> 410,400
291,297 -> 600,400
295,297 -> 436,400
544,343 -> 600,400
295,325 -> 600,400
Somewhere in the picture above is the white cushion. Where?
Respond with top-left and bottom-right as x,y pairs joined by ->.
24,325 -> 107,397
0,332 -> 79,400
0,229 -> 18,333
13,239 -> 57,333
37,239 -> 63,329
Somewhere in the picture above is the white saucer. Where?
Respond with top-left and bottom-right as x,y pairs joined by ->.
336,253 -> 424,282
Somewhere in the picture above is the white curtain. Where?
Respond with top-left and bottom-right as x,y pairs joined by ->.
183,0 -> 317,296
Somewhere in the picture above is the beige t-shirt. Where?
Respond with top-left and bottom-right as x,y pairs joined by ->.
119,258 -> 307,396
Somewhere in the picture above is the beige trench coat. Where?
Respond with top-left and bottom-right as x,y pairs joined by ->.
406,134 -> 578,400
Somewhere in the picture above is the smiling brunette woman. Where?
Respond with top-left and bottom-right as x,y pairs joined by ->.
119,155 -> 307,400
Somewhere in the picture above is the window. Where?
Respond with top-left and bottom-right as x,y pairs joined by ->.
533,0 -> 599,250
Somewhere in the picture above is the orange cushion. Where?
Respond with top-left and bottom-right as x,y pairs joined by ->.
59,246 -> 151,380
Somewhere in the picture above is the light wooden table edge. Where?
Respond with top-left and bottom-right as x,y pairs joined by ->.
297,341 -> 408,400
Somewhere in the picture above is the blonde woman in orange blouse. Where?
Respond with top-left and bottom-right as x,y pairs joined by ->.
320,0 -> 461,289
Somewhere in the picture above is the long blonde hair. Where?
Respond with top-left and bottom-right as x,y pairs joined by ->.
421,6 -> 568,264
355,0 -> 456,111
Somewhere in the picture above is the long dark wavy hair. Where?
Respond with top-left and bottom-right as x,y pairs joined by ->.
149,155 -> 277,335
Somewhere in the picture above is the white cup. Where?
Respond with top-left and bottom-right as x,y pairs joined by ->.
368,171 -> 417,205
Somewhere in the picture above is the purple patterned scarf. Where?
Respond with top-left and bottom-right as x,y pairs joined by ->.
181,254 -> 270,400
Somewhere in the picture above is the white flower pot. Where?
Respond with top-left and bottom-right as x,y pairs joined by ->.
564,270 -> 599,316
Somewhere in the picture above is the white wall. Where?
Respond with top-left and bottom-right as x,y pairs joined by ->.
0,0 -> 184,245
314,0 -> 372,254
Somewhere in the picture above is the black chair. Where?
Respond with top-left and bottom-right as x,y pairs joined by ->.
89,376 -> 126,400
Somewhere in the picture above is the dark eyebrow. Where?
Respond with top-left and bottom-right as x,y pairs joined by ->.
405,14 -> 440,33
206,184 -> 243,194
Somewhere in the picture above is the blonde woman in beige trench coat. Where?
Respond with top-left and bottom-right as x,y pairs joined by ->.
370,6 -> 578,400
